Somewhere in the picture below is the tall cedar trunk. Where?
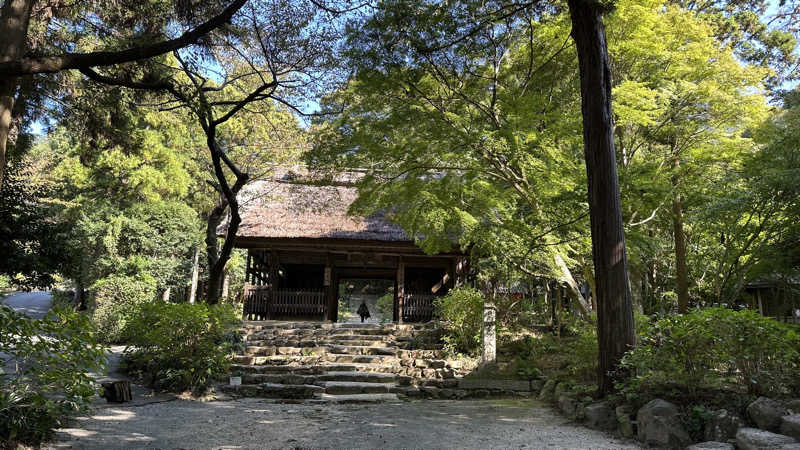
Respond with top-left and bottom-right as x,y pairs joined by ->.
671,154 -> 689,313
0,0 -> 34,188
567,0 -> 635,395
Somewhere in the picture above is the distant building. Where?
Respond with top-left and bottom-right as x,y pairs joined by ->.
229,170 -> 468,322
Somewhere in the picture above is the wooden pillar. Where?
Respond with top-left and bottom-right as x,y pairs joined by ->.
397,258 -> 405,323
325,253 -> 336,322
245,251 -> 251,284
268,250 -> 279,320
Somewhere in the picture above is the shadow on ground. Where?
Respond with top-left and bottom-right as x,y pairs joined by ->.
47,398 -> 642,449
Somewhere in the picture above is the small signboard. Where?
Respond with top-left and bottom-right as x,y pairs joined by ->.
324,267 -> 331,286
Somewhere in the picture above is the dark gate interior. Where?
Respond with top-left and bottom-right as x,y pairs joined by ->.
243,248 -> 464,323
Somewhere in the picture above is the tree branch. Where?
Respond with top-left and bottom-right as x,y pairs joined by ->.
0,0 -> 248,77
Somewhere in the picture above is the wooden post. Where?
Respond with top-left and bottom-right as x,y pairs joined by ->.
325,253 -> 335,322
268,250 -> 279,320
102,380 -> 132,403
757,289 -> 764,316
397,258 -> 405,324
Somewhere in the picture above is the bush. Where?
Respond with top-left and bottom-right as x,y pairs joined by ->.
0,306 -> 106,444
90,274 -> 156,343
434,287 -> 483,356
121,302 -> 239,393
621,307 -> 800,397
376,293 -> 394,323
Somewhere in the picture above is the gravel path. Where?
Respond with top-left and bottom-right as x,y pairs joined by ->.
4,292 -> 640,449
47,398 -> 642,449
2,290 -> 52,319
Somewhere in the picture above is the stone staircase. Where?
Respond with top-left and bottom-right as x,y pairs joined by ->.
223,321 -> 461,403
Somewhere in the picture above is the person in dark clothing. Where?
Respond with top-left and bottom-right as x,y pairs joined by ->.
357,301 -> 370,323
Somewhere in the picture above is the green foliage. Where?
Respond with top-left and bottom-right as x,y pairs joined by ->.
513,321 -> 600,383
0,158 -> 67,289
376,293 -> 394,323
91,274 -> 157,343
434,287 -> 484,356
621,308 -> 800,397
121,302 -> 239,393
0,306 -> 106,444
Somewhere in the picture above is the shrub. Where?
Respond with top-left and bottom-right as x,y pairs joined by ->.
621,307 -> 800,397
90,274 -> 156,343
121,302 -> 239,393
0,306 -> 106,444
434,287 -> 483,356
376,293 -> 394,323
511,319 -> 599,382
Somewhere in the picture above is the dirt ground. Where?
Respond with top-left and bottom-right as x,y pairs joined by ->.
46,398 -> 642,450
3,291 -> 640,450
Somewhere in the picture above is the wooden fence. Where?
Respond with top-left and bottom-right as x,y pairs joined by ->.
403,292 -> 437,323
243,285 -> 326,320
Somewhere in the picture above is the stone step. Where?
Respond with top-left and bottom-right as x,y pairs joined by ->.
319,339 -> 393,347
312,393 -> 400,403
328,328 -> 393,336
244,346 -> 327,357
230,364 -> 324,375
223,382 -> 324,399
317,371 -> 397,383
324,334 -> 389,342
320,363 -> 398,374
325,354 -> 399,364
327,345 -> 396,356
242,373 -> 316,385
317,381 -> 393,395
234,355 -> 325,366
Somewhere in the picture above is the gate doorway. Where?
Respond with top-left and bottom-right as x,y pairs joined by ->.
337,278 -> 395,323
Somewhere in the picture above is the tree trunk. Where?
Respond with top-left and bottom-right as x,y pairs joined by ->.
582,262 -> 597,311
672,155 -> 689,313
74,278 -> 87,311
0,0 -> 34,188
188,246 -> 200,304
554,253 -> 591,316
205,202 -> 227,304
481,284 -> 497,365
567,0 -> 636,395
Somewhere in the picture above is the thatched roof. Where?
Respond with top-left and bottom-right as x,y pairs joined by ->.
232,171 -> 410,242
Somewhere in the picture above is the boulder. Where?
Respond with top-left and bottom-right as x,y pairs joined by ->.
616,405 -> 635,438
554,382 -> 569,400
781,414 -> 800,440
636,399 -> 692,449
584,401 -> 617,431
787,400 -> 800,414
558,394 -> 579,420
704,409 -> 746,442
747,396 -> 787,432
687,442 -> 735,450
538,379 -> 556,402
736,427 -> 800,450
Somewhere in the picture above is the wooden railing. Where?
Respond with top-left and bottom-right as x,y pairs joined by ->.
243,285 -> 271,320
243,285 -> 326,321
403,292 -> 437,323
271,289 -> 326,319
